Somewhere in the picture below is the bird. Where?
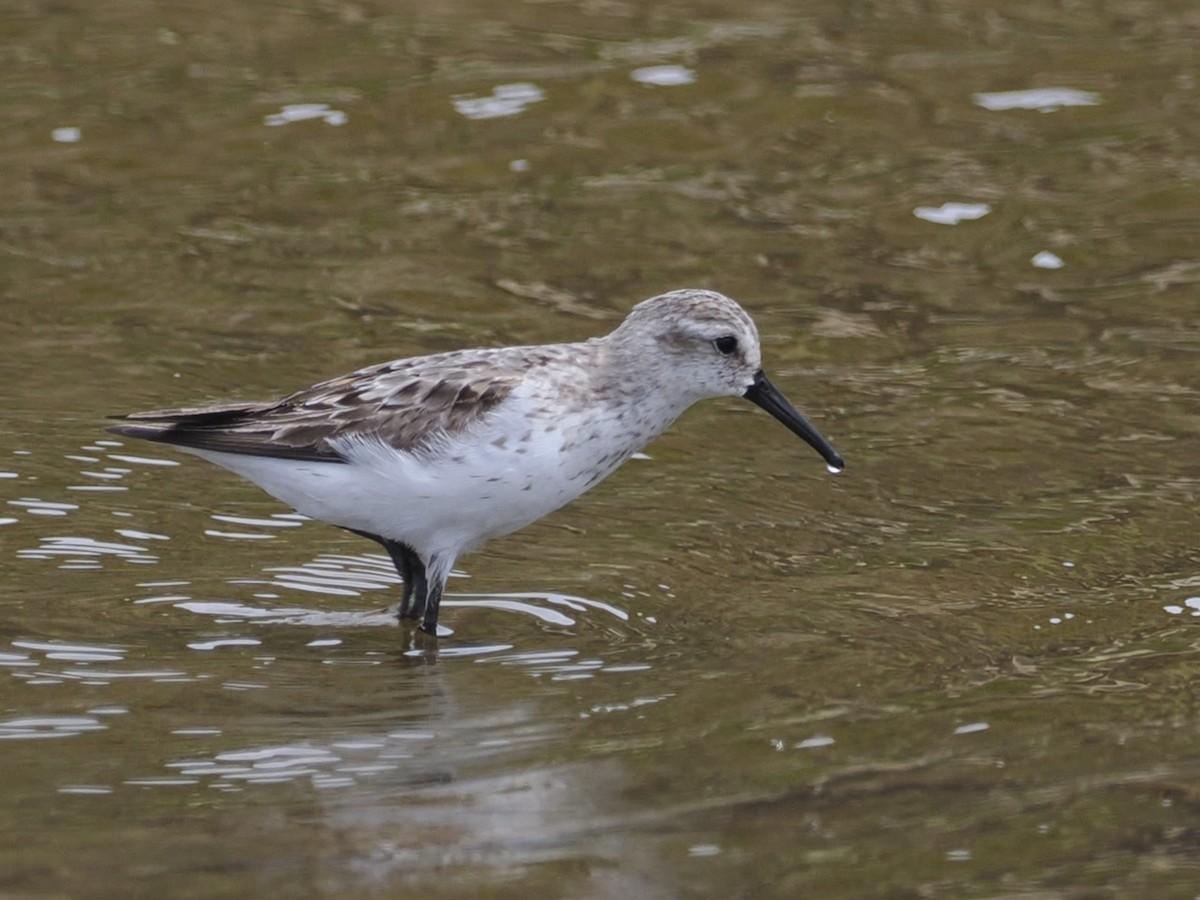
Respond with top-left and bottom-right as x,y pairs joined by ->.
108,288 -> 844,636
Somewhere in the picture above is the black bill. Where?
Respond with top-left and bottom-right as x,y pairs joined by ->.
743,370 -> 845,473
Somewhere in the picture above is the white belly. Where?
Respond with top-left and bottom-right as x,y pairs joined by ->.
186,388 -> 674,560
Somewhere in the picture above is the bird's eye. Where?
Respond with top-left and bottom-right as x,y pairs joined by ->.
713,336 -> 739,355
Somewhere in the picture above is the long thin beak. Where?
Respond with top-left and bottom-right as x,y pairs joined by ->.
743,370 -> 845,473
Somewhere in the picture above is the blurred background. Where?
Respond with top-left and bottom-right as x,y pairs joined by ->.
2,1 -> 1199,896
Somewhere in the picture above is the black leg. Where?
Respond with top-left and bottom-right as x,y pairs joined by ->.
341,528 -> 427,621
420,578 -> 442,635
419,553 -> 451,636
390,542 -> 415,610
386,542 -> 426,620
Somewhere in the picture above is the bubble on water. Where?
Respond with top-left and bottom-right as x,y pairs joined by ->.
826,463 -> 844,475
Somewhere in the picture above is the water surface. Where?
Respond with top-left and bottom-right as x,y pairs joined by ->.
3,1 -> 1200,896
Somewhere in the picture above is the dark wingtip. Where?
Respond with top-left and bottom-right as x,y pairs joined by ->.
105,421 -> 175,443
104,417 -> 348,463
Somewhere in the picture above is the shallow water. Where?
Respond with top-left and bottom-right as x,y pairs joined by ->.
4,1 -> 1200,896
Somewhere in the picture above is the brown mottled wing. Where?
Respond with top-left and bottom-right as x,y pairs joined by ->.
107,348 -> 531,462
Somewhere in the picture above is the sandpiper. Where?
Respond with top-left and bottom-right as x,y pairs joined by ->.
109,289 -> 844,635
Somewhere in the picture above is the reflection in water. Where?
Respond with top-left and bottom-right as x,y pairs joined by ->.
26,634 -> 661,891
155,713 -> 519,794
315,760 -> 650,889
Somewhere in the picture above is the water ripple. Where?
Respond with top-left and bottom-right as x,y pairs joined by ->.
17,535 -> 159,568
164,738 -> 408,789
210,513 -> 306,529
0,715 -> 107,740
206,552 -> 634,633
475,648 -> 644,681
7,497 -> 79,517
3,639 -> 192,686
12,640 -> 126,662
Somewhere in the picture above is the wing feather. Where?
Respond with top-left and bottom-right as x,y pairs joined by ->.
108,348 -> 534,462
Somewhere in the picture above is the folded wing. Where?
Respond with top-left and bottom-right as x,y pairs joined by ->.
108,351 -> 526,462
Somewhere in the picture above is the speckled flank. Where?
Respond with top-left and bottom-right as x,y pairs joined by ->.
108,288 -> 841,636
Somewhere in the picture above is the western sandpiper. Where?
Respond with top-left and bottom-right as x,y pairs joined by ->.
109,289 -> 843,635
